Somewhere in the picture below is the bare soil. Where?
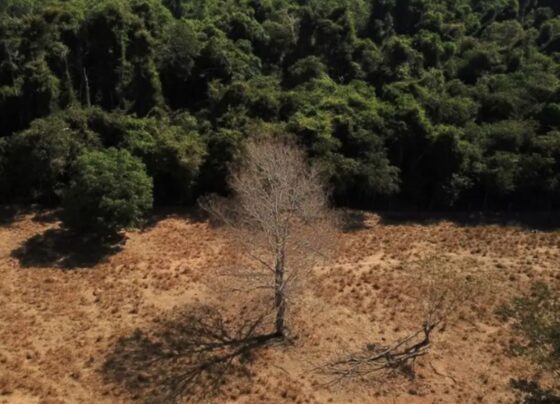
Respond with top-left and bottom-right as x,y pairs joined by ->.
1,209 -> 559,403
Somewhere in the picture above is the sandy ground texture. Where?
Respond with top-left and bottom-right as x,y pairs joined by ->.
0,208 -> 559,404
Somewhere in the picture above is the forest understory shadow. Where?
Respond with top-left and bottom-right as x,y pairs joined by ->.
102,305 -> 279,404
376,211 -> 560,232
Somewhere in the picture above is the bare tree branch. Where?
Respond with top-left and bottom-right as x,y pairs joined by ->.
317,256 -> 482,385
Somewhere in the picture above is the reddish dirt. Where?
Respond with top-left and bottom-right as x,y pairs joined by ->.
0,210 -> 559,403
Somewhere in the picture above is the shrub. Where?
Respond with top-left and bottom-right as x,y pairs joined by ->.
497,281 -> 560,371
62,148 -> 153,234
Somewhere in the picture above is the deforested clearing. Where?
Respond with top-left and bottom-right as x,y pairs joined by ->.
1,210 -> 558,403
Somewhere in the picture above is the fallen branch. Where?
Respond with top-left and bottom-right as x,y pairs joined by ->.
317,319 -> 440,386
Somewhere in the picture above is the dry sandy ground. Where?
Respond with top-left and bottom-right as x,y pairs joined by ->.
0,209 -> 559,404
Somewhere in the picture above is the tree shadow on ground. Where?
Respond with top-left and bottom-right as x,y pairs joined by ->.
11,228 -> 125,269
510,379 -> 560,403
102,305 -> 277,403
377,211 -> 560,232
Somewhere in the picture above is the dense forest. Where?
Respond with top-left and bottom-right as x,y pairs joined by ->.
1,0 -> 560,216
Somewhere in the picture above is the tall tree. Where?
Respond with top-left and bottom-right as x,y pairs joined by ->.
201,136 -> 337,337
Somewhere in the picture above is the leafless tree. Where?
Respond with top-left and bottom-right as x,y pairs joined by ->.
200,136 -> 337,338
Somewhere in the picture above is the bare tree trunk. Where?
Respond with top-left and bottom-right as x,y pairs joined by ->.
274,248 -> 286,337
200,137 -> 336,340
65,55 -> 77,106
118,30 -> 127,109
7,50 -> 15,86
83,68 -> 91,108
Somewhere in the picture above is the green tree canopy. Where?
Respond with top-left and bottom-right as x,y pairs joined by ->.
62,148 -> 153,234
1,0 -> 560,210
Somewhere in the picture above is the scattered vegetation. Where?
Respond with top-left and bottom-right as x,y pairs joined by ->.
496,281 -> 560,402
498,281 -> 560,375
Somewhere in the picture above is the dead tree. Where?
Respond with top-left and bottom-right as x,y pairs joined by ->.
319,324 -> 437,385
319,256 -> 479,384
201,136 -> 336,338
318,302 -> 444,385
